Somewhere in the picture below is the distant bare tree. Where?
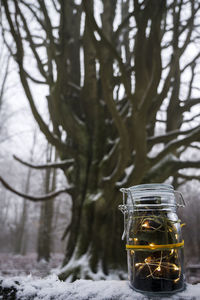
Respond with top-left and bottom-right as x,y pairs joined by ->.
14,131 -> 37,255
0,49 -> 9,110
1,0 -> 200,279
37,144 -> 57,262
0,35 -> 10,134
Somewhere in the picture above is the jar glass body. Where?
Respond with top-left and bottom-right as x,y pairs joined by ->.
120,184 -> 185,295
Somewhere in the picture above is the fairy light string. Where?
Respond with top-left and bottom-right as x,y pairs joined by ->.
132,250 -> 181,283
126,208 -> 184,285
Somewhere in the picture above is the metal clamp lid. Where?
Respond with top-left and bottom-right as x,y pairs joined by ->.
118,185 -> 186,240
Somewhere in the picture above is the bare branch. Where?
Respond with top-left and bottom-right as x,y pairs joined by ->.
176,160 -> 200,170
20,69 -> 67,152
20,0 -> 44,29
179,2 -> 200,56
38,0 -> 57,70
149,54 -> 178,121
186,61 -> 196,100
188,144 -> 200,151
14,0 -> 49,82
13,155 -> 74,170
183,113 -> 200,123
0,176 -> 72,202
177,172 -> 200,181
114,11 -> 134,39
181,52 -> 200,73
0,55 -> 10,107
150,126 -> 200,165
148,125 -> 200,145
144,156 -> 200,183
51,0 -> 60,13
24,70 -> 47,85
2,0 -> 68,152
180,98 -> 200,112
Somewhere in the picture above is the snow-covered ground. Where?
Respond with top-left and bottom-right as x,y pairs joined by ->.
0,253 -> 63,278
0,254 -> 200,299
1,275 -> 200,300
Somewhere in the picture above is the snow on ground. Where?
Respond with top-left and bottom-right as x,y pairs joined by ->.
1,275 -> 200,300
0,254 -> 200,299
0,253 -> 63,278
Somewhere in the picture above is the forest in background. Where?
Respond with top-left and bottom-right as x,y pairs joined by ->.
0,0 -> 200,282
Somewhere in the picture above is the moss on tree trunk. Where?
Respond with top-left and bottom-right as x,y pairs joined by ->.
59,192 -> 127,281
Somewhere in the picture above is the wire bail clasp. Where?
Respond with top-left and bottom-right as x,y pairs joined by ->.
174,191 -> 186,207
118,188 -> 130,240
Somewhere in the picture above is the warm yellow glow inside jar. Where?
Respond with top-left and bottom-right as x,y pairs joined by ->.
119,184 -> 186,295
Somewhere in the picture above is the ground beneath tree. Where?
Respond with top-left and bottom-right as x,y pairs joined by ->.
0,253 -> 63,278
1,275 -> 200,300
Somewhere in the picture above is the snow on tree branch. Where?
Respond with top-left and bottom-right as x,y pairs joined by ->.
151,127 -> 200,165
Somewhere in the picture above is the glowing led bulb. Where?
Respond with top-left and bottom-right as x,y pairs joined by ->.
156,266 -> 161,271
135,263 -> 140,267
145,257 -> 151,263
133,238 -> 138,242
142,222 -> 149,228
149,243 -> 155,247
173,265 -> 179,271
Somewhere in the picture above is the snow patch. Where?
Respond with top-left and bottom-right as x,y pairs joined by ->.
115,165 -> 134,187
58,247 -> 126,282
88,192 -> 102,202
1,276 -> 200,300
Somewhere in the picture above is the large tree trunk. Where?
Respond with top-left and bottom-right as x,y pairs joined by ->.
59,0 -> 127,280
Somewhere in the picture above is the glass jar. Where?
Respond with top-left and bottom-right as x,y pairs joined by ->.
119,183 -> 186,295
